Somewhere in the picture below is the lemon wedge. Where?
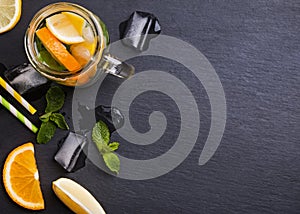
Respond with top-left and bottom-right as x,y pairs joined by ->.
62,12 -> 86,35
81,40 -> 97,56
52,178 -> 106,214
0,0 -> 22,34
46,13 -> 84,44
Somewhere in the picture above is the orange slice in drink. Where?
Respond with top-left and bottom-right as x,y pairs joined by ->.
3,142 -> 45,210
36,27 -> 82,72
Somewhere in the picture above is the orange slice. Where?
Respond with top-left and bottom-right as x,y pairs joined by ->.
3,142 -> 44,210
36,27 -> 82,72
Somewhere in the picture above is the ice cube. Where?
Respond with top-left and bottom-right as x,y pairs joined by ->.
119,11 -> 161,51
82,26 -> 94,43
54,132 -> 87,172
3,63 -> 50,101
95,105 -> 125,132
78,105 -> 124,133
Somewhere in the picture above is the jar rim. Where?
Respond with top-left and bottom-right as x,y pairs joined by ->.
24,2 -> 105,78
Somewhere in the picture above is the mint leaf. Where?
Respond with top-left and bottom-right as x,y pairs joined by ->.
38,50 -> 66,71
50,113 -> 69,130
98,18 -> 110,46
95,143 -> 112,154
92,120 -> 121,173
45,86 -> 65,113
103,152 -> 120,174
39,112 -> 51,122
92,120 -> 110,145
108,142 -> 119,151
95,142 -> 105,153
37,121 -> 56,144
35,36 -> 45,52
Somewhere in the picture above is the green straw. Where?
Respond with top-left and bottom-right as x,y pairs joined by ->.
0,95 -> 38,133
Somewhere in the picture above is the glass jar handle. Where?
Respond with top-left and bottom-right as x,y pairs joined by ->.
101,54 -> 134,79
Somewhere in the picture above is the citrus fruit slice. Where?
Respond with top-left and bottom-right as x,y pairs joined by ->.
70,43 -> 92,67
81,39 -> 97,56
62,12 -> 86,35
52,178 -> 106,214
36,27 -> 82,72
0,0 -> 22,33
3,142 -> 45,210
46,13 -> 84,44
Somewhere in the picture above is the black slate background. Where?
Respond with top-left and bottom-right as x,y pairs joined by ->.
0,0 -> 300,213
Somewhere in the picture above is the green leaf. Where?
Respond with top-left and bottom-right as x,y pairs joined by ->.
45,86 -> 65,113
92,120 -> 110,145
35,36 -> 45,52
37,121 -> 56,144
50,113 -> 69,130
91,120 -> 121,173
97,17 -> 110,46
38,50 -> 66,71
95,143 -> 112,154
39,112 -> 52,122
65,44 -> 71,52
95,142 -> 105,153
103,152 -> 120,173
108,142 -> 119,151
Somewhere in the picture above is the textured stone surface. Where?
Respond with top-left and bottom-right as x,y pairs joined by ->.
0,0 -> 299,213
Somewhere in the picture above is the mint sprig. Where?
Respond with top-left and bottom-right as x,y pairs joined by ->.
37,86 -> 69,144
92,120 -> 120,173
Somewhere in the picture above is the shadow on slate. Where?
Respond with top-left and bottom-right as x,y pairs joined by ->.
0,63 -> 6,75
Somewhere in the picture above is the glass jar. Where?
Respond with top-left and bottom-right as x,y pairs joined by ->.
25,2 -> 134,87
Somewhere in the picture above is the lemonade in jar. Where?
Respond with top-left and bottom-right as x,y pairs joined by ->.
25,2 -> 133,86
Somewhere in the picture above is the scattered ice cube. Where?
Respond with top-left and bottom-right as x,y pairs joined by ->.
119,11 -> 161,51
3,63 -> 50,100
54,132 -> 87,172
79,105 -> 124,133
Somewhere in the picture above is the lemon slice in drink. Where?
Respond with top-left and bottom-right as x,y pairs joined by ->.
62,12 -> 86,35
0,0 -> 22,34
52,178 -> 106,214
46,13 -> 84,44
